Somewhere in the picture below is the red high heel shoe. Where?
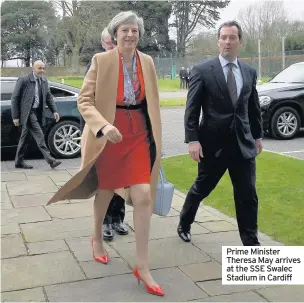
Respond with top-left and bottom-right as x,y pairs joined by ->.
133,267 -> 165,296
91,238 -> 108,264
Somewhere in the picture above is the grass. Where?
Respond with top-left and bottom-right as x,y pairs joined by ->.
50,77 -> 182,92
162,152 -> 304,246
160,98 -> 186,107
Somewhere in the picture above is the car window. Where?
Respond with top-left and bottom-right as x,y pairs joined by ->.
270,64 -> 304,83
50,87 -> 76,98
0,81 -> 16,101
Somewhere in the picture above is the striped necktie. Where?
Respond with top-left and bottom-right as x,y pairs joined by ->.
227,63 -> 237,106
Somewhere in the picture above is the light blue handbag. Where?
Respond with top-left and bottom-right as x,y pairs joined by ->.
153,165 -> 175,216
124,165 -> 174,216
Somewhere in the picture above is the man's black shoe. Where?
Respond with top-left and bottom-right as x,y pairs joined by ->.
50,160 -> 62,169
103,223 -> 114,241
112,222 -> 129,235
15,162 -> 33,169
177,224 -> 191,242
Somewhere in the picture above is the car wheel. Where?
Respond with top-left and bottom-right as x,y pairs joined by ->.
270,107 -> 301,140
48,120 -> 81,158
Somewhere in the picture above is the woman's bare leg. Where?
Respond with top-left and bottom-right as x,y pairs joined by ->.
130,183 -> 158,286
93,189 -> 114,256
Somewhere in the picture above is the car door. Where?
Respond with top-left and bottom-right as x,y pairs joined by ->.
0,81 -> 22,148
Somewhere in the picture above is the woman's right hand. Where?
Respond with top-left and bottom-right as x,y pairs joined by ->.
102,125 -> 123,143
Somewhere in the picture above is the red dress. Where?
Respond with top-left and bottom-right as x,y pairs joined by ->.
95,53 -> 151,190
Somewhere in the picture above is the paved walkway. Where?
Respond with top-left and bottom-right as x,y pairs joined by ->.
1,169 -> 304,302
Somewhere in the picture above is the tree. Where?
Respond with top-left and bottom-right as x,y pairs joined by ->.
52,0 -> 112,68
237,1 -> 289,55
170,0 -> 230,57
187,31 -> 218,56
1,0 -> 56,66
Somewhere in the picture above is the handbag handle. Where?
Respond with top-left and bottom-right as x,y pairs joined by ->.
159,165 -> 167,184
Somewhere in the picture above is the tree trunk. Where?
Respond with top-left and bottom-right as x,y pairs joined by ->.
25,49 -> 31,67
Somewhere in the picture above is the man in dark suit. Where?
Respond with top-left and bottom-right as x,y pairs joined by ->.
80,28 -> 115,131
11,60 -> 62,169
81,28 -> 128,241
177,21 -> 263,246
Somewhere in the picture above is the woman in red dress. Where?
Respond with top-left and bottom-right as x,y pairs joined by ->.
88,12 -> 164,296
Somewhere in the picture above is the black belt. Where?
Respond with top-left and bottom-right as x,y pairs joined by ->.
116,103 -> 144,110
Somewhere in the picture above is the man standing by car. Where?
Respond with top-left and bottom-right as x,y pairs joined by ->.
177,21 -> 263,246
80,28 -> 128,241
11,60 -> 62,169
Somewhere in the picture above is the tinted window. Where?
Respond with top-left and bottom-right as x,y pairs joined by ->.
50,87 -> 75,98
270,64 -> 304,83
0,81 -> 16,101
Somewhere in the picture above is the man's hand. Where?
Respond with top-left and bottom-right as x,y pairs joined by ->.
102,124 -> 122,144
188,142 -> 203,162
256,139 -> 263,154
13,119 -> 20,127
53,112 -> 60,122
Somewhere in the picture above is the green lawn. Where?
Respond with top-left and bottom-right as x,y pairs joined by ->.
50,77 -> 182,92
162,152 -> 304,246
160,98 -> 186,107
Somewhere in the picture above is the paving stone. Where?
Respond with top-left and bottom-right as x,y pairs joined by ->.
11,193 -> 60,208
1,233 -> 27,259
1,223 -> 20,235
2,206 -> 51,225
49,173 -> 72,183
124,207 -> 180,223
65,236 -> 119,261
67,169 -> 79,176
171,194 -> 186,211
199,221 -> 238,233
106,229 -> 137,246
179,261 -> 222,282
201,205 -> 238,226
28,240 -> 69,255
24,169 -> 68,176
256,285 -> 304,302
197,291 -> 267,302
45,201 -> 93,219
197,279 -> 266,296
55,181 -> 67,187
152,207 -> 180,218
1,182 -> 7,191
80,258 -> 131,279
45,267 -> 208,302
6,179 -> 58,195
192,231 -> 242,245
69,197 -> 95,204
1,190 -> 10,203
1,251 -> 85,292
127,216 -> 209,240
1,287 -> 46,302
26,175 -> 53,181
1,191 -> 14,209
1,172 -> 27,181
113,237 -> 210,269
194,241 -> 241,256
194,241 -> 242,264
21,217 -> 93,242
194,211 -> 223,223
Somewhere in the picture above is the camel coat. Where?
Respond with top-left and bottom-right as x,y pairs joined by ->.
47,48 -> 162,205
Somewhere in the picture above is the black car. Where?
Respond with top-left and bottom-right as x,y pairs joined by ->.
258,62 -> 304,139
1,77 -> 82,158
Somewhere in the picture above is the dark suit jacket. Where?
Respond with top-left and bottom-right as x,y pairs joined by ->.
184,56 -> 262,160
11,73 -> 57,126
